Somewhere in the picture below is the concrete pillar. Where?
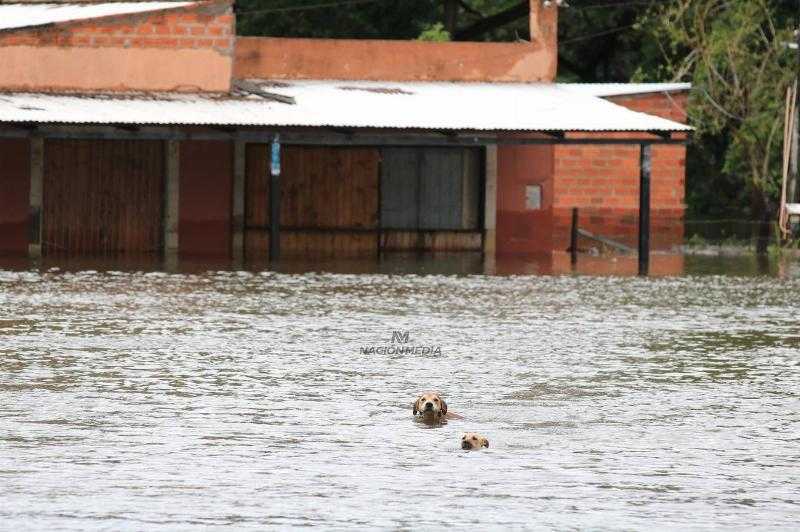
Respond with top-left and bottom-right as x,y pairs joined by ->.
164,140 -> 179,262
28,137 -> 43,259
530,0 -> 559,79
483,144 -> 498,256
232,141 -> 246,265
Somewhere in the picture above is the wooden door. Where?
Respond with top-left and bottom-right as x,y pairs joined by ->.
245,145 -> 380,259
42,139 -> 164,255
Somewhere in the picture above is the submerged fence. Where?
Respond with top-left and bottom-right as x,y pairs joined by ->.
565,210 -> 788,257
684,219 -> 783,248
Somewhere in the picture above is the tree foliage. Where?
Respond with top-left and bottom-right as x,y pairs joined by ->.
556,2 -> 657,82
640,0 -> 796,222
417,22 -> 451,42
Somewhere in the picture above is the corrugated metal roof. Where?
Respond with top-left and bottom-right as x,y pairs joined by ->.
559,83 -> 691,98
0,2 -> 195,31
0,80 -> 692,132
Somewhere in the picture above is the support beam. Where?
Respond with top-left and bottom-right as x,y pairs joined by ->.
232,141 -> 246,264
483,144 -> 497,256
164,140 -> 179,262
0,126 -> 689,147
28,137 -> 43,259
638,144 -> 652,276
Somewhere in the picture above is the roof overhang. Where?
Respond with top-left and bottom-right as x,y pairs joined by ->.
0,80 -> 692,144
559,83 -> 692,98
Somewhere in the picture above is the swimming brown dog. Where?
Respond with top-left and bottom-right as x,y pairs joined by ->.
412,392 -> 463,423
461,432 -> 490,450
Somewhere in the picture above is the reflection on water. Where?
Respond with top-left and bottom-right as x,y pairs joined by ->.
0,254 -> 799,529
1,250 -> 800,278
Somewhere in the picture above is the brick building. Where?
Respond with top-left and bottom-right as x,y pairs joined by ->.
0,0 -> 691,269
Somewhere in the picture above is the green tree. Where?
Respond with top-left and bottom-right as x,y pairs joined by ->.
639,0 -> 796,248
418,22 -> 451,42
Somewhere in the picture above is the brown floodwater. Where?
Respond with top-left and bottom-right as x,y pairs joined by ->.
0,253 -> 798,529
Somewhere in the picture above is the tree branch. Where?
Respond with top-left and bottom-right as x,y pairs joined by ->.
452,1 -> 528,41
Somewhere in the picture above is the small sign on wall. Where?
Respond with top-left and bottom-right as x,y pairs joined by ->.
526,184 -> 542,210
271,135 -> 281,176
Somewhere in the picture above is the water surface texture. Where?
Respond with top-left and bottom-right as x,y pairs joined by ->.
1,266 -> 799,529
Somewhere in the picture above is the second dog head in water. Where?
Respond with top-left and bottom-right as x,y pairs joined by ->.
461,432 -> 489,450
413,392 -> 447,423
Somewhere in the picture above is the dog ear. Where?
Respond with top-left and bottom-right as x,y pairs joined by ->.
439,397 -> 447,416
412,397 -> 420,416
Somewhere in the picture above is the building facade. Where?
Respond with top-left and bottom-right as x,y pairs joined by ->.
0,0 -> 690,262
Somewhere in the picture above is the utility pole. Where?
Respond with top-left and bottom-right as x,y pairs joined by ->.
790,7 -> 800,207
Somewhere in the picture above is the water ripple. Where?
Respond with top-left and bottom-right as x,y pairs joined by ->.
1,269 -> 799,529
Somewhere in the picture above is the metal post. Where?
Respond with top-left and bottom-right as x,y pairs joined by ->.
269,170 -> 280,262
638,144 -> 652,276
570,207 -> 578,266
269,136 -> 281,262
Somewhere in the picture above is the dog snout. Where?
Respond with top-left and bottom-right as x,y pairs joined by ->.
461,440 -> 472,450
424,401 -> 433,410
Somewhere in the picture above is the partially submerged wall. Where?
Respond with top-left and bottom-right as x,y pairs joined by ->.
0,139 -> 31,255
496,142 -> 554,255
550,136 -> 686,252
0,1 -> 234,92
495,91 -> 689,256
179,140 -> 234,257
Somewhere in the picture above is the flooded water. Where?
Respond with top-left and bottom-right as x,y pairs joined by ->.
1,256 -> 799,530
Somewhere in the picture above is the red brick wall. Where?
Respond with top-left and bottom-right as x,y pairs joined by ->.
495,91 -> 689,255
179,140 -> 233,257
0,1 -> 234,92
548,92 -> 688,253
0,2 -> 234,52
606,92 -> 688,123
0,139 -> 30,255
551,139 -> 686,251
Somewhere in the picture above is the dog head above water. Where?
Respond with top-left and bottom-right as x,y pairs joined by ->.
461,432 -> 489,450
413,392 -> 448,420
